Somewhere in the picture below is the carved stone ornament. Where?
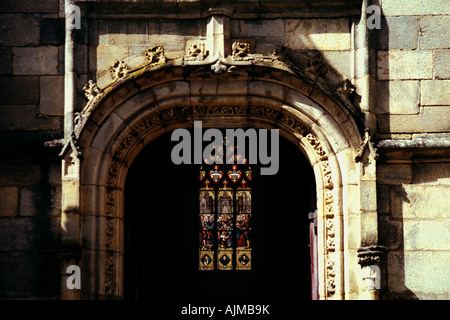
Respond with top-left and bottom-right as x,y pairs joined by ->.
355,128 -> 371,162
336,79 -> 356,100
211,60 -> 227,74
305,131 -> 337,296
109,60 -> 130,81
304,51 -> 328,80
358,246 -> 386,267
186,42 -> 209,61
82,80 -> 102,102
145,45 -> 167,65
269,46 -> 292,67
232,42 -> 251,61
73,112 -> 84,137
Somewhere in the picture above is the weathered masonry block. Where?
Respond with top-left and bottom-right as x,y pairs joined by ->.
377,50 -> 433,80
421,80 -> 450,106
13,47 -> 59,76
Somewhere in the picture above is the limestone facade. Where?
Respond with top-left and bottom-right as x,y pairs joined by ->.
0,0 -> 449,300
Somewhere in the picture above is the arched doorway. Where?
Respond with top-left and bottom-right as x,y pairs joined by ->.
123,131 -> 316,305
60,55 -> 378,300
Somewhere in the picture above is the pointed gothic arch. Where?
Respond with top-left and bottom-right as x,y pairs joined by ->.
60,53 -> 379,300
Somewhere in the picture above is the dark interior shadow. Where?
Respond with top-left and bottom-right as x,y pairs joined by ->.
124,130 -> 316,312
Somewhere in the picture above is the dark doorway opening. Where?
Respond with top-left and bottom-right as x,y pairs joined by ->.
124,130 -> 317,308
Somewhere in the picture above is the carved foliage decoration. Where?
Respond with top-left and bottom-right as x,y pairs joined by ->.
305,132 -> 337,297
109,60 -> 130,82
186,42 -> 209,61
146,45 -> 167,65
83,80 -> 102,102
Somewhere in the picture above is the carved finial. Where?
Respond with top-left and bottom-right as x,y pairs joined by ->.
146,45 -> 167,65
109,60 -> 129,81
83,80 -> 102,102
211,60 -> 227,74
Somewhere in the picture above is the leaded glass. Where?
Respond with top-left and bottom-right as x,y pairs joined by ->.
198,139 -> 252,271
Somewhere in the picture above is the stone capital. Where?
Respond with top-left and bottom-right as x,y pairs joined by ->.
357,245 -> 386,267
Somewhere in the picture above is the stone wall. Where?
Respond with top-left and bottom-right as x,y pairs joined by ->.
0,0 -> 64,299
376,0 -> 450,136
375,0 -> 450,299
377,162 -> 450,299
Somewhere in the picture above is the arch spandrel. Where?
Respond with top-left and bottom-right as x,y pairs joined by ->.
62,52 -> 376,300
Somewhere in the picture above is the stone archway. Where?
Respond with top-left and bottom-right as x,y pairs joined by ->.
60,52 -> 379,299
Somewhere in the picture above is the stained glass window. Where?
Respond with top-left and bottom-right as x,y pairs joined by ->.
198,143 -> 252,271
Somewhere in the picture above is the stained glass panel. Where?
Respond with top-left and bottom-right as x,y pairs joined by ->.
217,230 -> 233,249
199,152 -> 252,271
236,229 -> 251,249
217,214 -> 233,230
199,231 -> 214,250
199,251 -> 214,271
217,190 -> 233,213
217,251 -> 233,270
236,191 -> 251,213
236,250 -> 251,270
199,191 -> 215,213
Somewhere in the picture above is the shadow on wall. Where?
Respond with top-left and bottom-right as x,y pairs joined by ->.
379,161 -> 450,300
378,184 -> 418,300
0,152 -> 62,299
374,1 -> 418,300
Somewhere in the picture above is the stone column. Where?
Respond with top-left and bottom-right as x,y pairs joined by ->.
64,0 -> 77,139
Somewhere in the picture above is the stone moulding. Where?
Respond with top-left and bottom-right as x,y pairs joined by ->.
80,45 -> 364,132
69,48 -> 370,299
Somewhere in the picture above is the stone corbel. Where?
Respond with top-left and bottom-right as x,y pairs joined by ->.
358,245 -> 386,297
358,245 -> 386,267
